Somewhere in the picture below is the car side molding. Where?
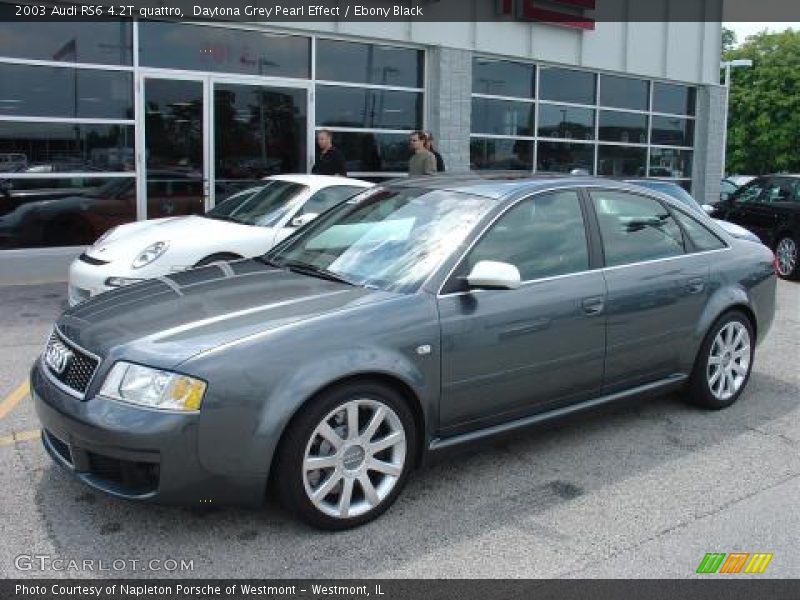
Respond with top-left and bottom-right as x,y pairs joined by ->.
428,373 -> 688,452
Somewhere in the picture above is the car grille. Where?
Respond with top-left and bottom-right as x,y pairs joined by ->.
86,451 -> 160,493
44,430 -> 72,465
78,252 -> 109,266
44,330 -> 100,397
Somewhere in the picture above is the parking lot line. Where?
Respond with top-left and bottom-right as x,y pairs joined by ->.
0,429 -> 40,448
0,380 -> 29,420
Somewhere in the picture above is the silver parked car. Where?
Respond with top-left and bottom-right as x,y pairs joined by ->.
32,175 -> 776,529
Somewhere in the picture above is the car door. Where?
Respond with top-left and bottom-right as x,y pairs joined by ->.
437,189 -> 606,433
722,177 -> 771,242
749,177 -> 799,247
589,188 -> 711,391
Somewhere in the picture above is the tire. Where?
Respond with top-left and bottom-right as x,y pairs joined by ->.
688,310 -> 755,410
273,381 -> 417,530
774,235 -> 800,280
193,252 -> 241,268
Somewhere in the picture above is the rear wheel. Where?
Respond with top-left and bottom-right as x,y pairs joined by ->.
775,236 -> 799,279
273,381 -> 416,530
688,311 -> 754,409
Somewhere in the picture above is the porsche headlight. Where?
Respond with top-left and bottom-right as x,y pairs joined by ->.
99,362 -> 206,412
132,241 -> 169,269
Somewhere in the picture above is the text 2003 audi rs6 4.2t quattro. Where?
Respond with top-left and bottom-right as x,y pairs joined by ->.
32,175 -> 776,529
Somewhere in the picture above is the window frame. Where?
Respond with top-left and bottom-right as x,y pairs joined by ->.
438,185 -> 599,295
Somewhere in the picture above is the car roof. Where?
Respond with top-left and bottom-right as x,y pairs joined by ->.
267,174 -> 374,191
382,172 -> 666,200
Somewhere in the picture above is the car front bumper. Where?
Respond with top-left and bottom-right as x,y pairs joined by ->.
31,358 -> 266,507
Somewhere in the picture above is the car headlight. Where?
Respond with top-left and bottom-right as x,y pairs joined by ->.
99,361 -> 206,412
132,241 -> 169,269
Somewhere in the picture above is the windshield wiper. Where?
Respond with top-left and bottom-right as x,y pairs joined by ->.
281,260 -> 356,286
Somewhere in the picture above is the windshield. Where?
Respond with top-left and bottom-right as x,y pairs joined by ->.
264,187 -> 495,293
633,181 -> 703,215
206,180 -> 307,226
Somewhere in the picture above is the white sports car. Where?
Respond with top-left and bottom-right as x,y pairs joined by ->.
68,174 -> 373,306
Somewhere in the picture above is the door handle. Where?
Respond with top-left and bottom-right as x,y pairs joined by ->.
581,296 -> 605,316
686,277 -> 705,294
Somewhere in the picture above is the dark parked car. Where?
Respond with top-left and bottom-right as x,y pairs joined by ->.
32,175 -> 776,529
713,175 -> 800,279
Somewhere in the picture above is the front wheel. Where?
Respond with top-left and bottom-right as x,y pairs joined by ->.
688,311 -> 754,410
273,382 -> 417,530
775,236 -> 799,279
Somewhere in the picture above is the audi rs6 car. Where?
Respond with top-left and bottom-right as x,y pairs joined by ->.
33,174 -> 776,529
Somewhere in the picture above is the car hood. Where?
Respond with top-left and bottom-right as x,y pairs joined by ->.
85,215 -> 270,262
713,219 -> 761,243
57,259 -> 389,366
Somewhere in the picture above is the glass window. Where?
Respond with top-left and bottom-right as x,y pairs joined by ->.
302,186 -> 366,216
649,148 -> 693,178
733,179 -> 768,204
316,87 -> 422,130
600,75 -> 649,111
537,141 -> 594,174
0,122 -> 135,172
267,188 -> 494,293
0,7 -> 133,65
598,111 -> 648,144
653,82 -> 696,116
466,191 -> 589,281
206,180 -> 306,227
328,132 -> 410,173
0,177 -> 135,249
651,116 -> 694,146
472,58 -> 535,98
597,145 -> 647,177
762,179 -> 797,204
538,105 -> 595,140
631,180 -> 703,215
139,22 -> 310,78
316,40 -> 422,88
671,209 -> 726,251
471,98 -> 534,137
0,64 -> 133,119
591,190 -> 685,266
470,138 -> 533,171
539,67 -> 596,105
215,83 -> 307,182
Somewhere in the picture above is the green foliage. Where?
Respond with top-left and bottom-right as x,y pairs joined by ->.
723,29 -> 800,175
721,27 -> 737,53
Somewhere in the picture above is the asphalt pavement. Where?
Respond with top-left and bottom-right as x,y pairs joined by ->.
0,279 -> 797,579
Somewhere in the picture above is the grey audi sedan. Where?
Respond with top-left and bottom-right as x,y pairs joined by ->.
32,175 -> 776,529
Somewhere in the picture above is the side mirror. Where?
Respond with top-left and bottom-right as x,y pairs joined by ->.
465,260 -> 521,290
290,212 -> 319,228
702,204 -> 715,215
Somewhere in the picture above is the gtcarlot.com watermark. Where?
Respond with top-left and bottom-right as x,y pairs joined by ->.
15,554 -> 194,572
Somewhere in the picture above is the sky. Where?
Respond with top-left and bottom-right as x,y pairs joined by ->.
724,22 -> 800,45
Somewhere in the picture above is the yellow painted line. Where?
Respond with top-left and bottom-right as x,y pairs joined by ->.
0,428 -> 40,448
0,380 -> 29,420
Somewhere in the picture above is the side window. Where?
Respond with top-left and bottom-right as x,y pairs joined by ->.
671,209 -> 726,252
734,179 -> 767,203
302,186 -> 364,215
591,190 -> 685,267
762,179 -> 795,204
465,190 -> 589,282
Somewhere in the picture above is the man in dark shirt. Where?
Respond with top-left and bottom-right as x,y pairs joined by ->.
311,130 -> 347,176
425,131 -> 446,172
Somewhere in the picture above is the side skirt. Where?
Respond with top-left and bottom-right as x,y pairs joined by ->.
428,373 -> 688,453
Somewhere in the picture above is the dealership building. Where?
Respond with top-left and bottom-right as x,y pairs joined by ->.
0,0 -> 725,283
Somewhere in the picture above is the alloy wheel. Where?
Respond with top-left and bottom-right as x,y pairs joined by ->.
707,321 -> 751,401
775,237 -> 797,278
302,399 -> 406,519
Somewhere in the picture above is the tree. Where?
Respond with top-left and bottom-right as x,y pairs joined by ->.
723,29 -> 800,175
721,27 -> 737,54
